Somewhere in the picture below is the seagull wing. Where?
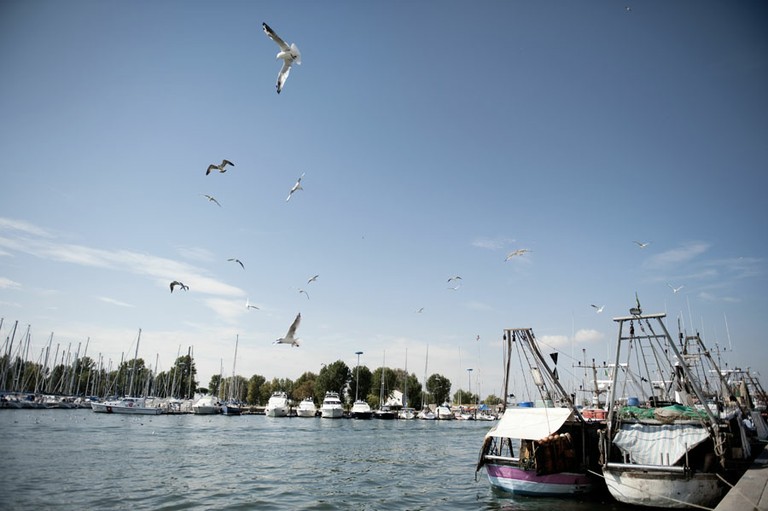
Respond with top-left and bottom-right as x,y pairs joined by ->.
222,159 -> 234,167
285,313 -> 301,340
276,61 -> 292,94
206,164 -> 216,175
263,22 -> 290,51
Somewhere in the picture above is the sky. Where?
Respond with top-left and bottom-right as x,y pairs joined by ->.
1,1 -> 766,401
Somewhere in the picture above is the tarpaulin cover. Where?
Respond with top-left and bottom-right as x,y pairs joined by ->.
613,422 -> 710,466
486,407 -> 574,440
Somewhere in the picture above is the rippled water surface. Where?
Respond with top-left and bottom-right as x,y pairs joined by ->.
0,410 -> 625,510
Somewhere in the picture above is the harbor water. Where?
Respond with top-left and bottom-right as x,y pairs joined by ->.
0,410 -> 629,510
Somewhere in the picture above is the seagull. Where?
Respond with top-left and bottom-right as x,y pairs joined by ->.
415,307 -> 424,313
202,194 -> 221,207
298,288 -> 310,300
633,241 -> 651,248
246,298 -> 259,310
505,249 -> 531,261
307,274 -> 319,284
273,312 -> 301,347
447,276 -> 462,283
591,304 -> 605,313
286,172 -> 305,201
262,22 -> 301,94
170,281 -> 189,293
228,258 -> 245,269
206,159 -> 234,175
668,283 -> 684,293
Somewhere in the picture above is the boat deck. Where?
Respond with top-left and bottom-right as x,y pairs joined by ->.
715,443 -> 768,511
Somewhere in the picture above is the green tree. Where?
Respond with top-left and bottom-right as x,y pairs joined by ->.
315,360 -> 351,404
348,365 -> 372,404
426,373 -> 451,405
369,367 -> 399,408
246,374 -> 266,405
208,374 -> 222,398
292,371 -> 318,402
484,394 -> 503,406
452,389 -> 479,406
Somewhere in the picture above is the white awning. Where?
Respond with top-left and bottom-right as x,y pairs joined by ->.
613,423 -> 711,466
486,407 -> 574,440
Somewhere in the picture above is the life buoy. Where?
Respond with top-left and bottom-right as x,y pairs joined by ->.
128,402 -> 133,407
106,405 -> 113,413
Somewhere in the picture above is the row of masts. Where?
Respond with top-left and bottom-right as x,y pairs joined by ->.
0,319 -> 198,399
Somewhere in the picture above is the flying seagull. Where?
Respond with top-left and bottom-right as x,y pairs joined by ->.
447,276 -> 462,283
591,304 -> 605,313
633,240 -> 651,248
307,274 -> 319,284
206,159 -> 234,175
262,22 -> 301,94
273,312 -> 301,347
668,283 -> 684,293
505,249 -> 531,261
228,258 -> 245,269
286,172 -> 305,201
298,288 -> 310,300
202,194 -> 221,207
416,307 -> 424,313
246,298 -> 259,310
170,281 -> 189,293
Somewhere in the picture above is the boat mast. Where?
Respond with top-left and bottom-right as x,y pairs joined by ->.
128,329 -> 141,397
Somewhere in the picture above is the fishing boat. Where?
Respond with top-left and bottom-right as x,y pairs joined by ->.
600,306 -> 752,508
296,397 -> 317,417
265,391 -> 290,417
191,395 -> 221,415
476,328 -> 601,496
350,399 -> 373,419
91,396 -> 162,415
320,391 -> 343,418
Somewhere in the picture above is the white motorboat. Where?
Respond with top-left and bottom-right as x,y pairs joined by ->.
265,391 -> 290,417
398,407 -> 416,420
296,397 -> 317,417
435,403 -> 454,420
350,399 -> 373,419
320,391 -> 343,418
192,395 -> 221,415
91,396 -> 163,415
418,408 -> 436,420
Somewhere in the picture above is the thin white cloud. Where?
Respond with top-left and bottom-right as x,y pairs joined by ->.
0,218 -> 245,315
0,277 -> 21,289
472,236 -> 516,251
98,296 -> 135,308
176,246 -> 217,263
574,329 -> 604,344
645,241 -> 710,269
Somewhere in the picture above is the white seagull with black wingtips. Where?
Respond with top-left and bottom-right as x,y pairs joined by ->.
273,313 -> 301,347
262,22 -> 301,94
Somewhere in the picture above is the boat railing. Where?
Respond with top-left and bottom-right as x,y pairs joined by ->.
604,462 -> 687,474
484,454 -> 520,463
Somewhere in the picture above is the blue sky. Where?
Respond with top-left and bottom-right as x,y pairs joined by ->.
1,1 -> 766,400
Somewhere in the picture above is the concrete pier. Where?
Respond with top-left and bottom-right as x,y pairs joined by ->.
715,443 -> 768,511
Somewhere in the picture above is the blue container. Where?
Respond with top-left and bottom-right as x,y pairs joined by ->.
627,397 -> 640,407
518,401 -> 534,408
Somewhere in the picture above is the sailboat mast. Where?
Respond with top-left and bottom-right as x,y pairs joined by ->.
128,329 -> 141,397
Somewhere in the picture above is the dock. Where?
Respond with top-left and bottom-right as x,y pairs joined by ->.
715,443 -> 768,511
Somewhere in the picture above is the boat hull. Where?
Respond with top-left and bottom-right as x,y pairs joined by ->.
91,402 -> 162,415
602,466 -> 722,508
321,408 -> 343,418
265,407 -> 288,417
296,409 -> 317,417
486,464 -> 592,496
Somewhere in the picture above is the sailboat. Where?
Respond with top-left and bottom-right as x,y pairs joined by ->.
221,335 -> 243,416
418,345 -> 435,420
350,352 -> 372,419
476,328 -> 601,496
91,329 -> 162,415
374,351 -> 396,419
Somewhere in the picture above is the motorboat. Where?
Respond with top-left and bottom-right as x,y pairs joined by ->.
373,405 -> 396,420
265,391 -> 290,417
192,395 -> 221,415
320,391 -> 343,418
91,396 -> 163,415
435,403 -> 454,420
350,399 -> 373,419
296,397 -> 317,417
398,407 -> 416,420
418,408 -> 436,420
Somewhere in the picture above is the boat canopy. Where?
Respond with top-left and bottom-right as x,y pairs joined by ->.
485,407 -> 574,440
613,423 -> 710,466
